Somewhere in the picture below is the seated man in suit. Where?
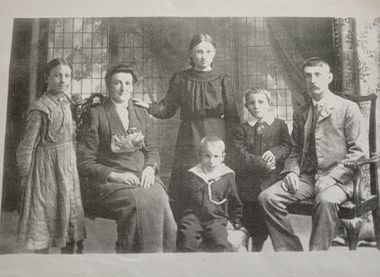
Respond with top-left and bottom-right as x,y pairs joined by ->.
78,63 -> 177,253
258,57 -> 368,251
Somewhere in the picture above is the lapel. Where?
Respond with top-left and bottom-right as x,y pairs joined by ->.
104,98 -> 126,136
317,93 -> 335,123
127,100 -> 142,131
103,98 -> 143,135
301,105 -> 313,167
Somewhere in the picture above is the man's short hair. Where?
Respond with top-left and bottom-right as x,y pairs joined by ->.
244,87 -> 273,106
200,136 -> 225,154
302,57 -> 331,72
105,63 -> 138,89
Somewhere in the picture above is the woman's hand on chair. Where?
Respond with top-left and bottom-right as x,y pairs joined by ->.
132,98 -> 150,109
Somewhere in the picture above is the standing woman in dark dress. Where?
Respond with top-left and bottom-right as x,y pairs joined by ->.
134,33 -> 240,217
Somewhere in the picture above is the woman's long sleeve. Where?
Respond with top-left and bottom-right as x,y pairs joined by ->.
148,73 -> 181,119
16,111 -> 42,177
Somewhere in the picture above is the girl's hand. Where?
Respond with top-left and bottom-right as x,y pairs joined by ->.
132,98 -> 150,109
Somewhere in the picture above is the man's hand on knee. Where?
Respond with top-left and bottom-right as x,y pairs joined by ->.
281,172 -> 300,194
314,176 -> 336,194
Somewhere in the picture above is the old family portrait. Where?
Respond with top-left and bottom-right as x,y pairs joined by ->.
1,16 -> 379,255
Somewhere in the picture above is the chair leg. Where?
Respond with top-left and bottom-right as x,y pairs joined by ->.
341,218 -> 362,250
372,208 -> 380,250
76,240 -> 84,254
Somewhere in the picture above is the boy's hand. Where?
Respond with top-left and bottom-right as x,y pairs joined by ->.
262,150 -> 276,170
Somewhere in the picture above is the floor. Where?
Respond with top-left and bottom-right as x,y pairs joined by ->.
0,210 -> 310,254
0,209 -> 374,254
2,211 -> 380,277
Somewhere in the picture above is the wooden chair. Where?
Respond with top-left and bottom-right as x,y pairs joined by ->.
287,94 -> 380,250
71,93 -> 109,219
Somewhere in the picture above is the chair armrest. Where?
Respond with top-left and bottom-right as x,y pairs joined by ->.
343,154 -> 380,169
343,154 -> 379,213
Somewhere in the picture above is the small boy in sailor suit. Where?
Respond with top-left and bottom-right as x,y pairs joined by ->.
176,136 -> 245,252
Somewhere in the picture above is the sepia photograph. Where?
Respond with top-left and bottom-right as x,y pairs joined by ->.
0,0 -> 379,276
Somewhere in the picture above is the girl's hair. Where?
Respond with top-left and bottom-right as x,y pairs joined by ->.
244,87 -> 273,106
45,58 -> 72,77
199,135 -> 225,154
188,33 -> 216,68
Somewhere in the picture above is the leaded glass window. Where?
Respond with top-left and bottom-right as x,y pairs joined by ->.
48,18 -> 109,100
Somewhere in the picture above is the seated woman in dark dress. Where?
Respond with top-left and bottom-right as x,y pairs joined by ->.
78,64 -> 177,253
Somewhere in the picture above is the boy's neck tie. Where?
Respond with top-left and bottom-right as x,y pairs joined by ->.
255,119 -> 265,135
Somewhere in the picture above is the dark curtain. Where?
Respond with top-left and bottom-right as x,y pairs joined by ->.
2,19 -> 49,211
266,17 -> 341,110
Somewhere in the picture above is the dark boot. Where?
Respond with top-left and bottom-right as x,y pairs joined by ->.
61,241 -> 75,254
34,248 -> 49,254
115,240 -> 129,253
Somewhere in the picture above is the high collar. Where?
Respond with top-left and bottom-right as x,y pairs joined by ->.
311,90 -> 334,108
110,97 -> 129,109
45,92 -> 71,104
181,68 -> 224,82
247,112 -> 275,127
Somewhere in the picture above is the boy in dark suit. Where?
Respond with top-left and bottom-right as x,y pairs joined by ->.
232,87 -> 291,251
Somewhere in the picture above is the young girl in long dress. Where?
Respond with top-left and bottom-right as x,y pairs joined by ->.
134,33 -> 239,217
16,58 -> 86,253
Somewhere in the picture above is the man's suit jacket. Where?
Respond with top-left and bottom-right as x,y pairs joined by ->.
283,92 -> 368,197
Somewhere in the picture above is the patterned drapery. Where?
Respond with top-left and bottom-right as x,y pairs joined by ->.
335,17 -> 380,242
334,18 -> 380,96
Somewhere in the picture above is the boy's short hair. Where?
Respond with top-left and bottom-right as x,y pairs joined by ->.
200,136 -> 225,153
244,87 -> 273,106
302,57 -> 331,72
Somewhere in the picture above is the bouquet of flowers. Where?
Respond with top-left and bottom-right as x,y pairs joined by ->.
111,128 -> 145,153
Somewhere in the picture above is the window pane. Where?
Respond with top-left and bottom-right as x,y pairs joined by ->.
83,33 -> 92,48
48,18 -> 108,98
64,18 -> 73,32
64,33 -> 73,48
73,33 -> 82,48
74,18 -> 83,32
